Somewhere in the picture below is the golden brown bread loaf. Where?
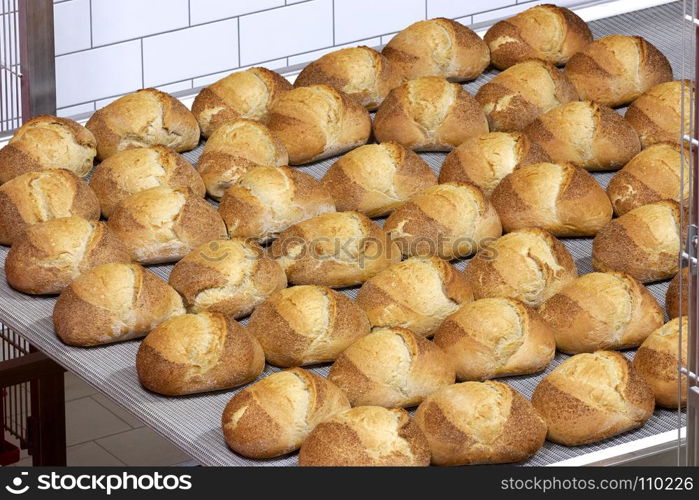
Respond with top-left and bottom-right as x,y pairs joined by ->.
221,368 -> 350,459
5,216 -> 130,295
89,146 -> 205,218
86,88 -> 200,160
136,311 -> 264,396
490,162 -> 613,236
328,327 -> 455,408
565,35 -> 673,108
168,239 -> 286,319
267,84 -> 371,164
107,186 -> 226,265
633,317 -> 689,408
484,4 -> 592,70
269,211 -> 400,288
191,67 -> 292,137
383,182 -> 502,260
373,76 -> 489,151
532,351 -> 655,445
355,256 -> 473,338
299,406 -> 430,466
538,272 -> 664,354
219,166 -> 335,243
464,227 -> 578,307
433,298 -> 555,381
415,381 -> 547,465
295,46 -> 403,110
475,60 -> 579,132
321,142 -> 436,218
246,285 -> 370,367
0,115 -> 96,183
0,170 -> 100,246
524,101 -> 641,170
53,263 -> 185,346
382,18 -> 489,82
666,267 -> 689,319
592,200 -> 681,283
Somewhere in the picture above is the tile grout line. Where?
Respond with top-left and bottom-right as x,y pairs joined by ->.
90,394 -> 145,430
90,440 -> 129,466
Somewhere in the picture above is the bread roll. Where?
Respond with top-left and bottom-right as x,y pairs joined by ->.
191,67 -> 292,137
382,18 -> 489,82
136,311 -> 264,396
89,146 -> 205,218
355,256 -> 473,337
0,170 -> 100,246
86,88 -> 200,160
196,119 -> 288,200
53,263 -> 185,346
484,5 -> 592,70
222,368 -> 350,459
269,211 -> 400,288
434,298 -> 555,381
107,186 -> 226,265
565,35 -> 673,108
666,267 -> 689,319
464,227 -> 578,307
0,115 -> 96,183
633,317 -> 689,408
219,166 -> 335,243
491,162 -> 613,236
415,381 -> 547,465
532,351 -> 655,445
524,101 -> 641,170
373,77 -> 489,151
592,200 -> 681,283
267,84 -> 371,165
299,406 -> 430,466
6,216 -> 130,295
383,182 -> 502,260
475,61 -> 579,132
321,142 -> 436,218
247,285 -> 369,367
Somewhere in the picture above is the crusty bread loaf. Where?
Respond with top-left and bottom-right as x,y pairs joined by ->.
191,67 -> 292,137
524,101 -> 641,171
219,166 -> 335,243
168,238 -> 286,319
383,182 -> 502,260
321,142 -> 436,217
0,115 -> 96,183
267,84 -> 371,164
136,311 -> 264,396
107,186 -> 226,264
532,351 -> 655,445
299,406 -> 430,466
269,211 -> 400,288
666,267 -> 689,319
633,317 -> 689,408
433,298 -> 555,381
415,381 -> 547,465
539,272 -> 664,354
355,256 -> 473,337
247,285 -> 369,367
484,4 -> 592,70
592,200 -> 681,283
53,263 -> 185,346
490,162 -> 613,236
565,35 -> 673,108
0,170 -> 100,246
6,216 -> 130,295
464,227 -> 578,307
90,146 -> 205,218
86,88 -> 200,160
373,77 -> 489,151
475,60 -> 579,131
222,368 -> 350,459
382,18 -> 489,82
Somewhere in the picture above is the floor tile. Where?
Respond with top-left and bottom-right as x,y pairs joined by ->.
67,441 -> 125,466
65,397 -> 132,446
64,372 -> 98,401
91,394 -> 145,429
96,427 -> 191,466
